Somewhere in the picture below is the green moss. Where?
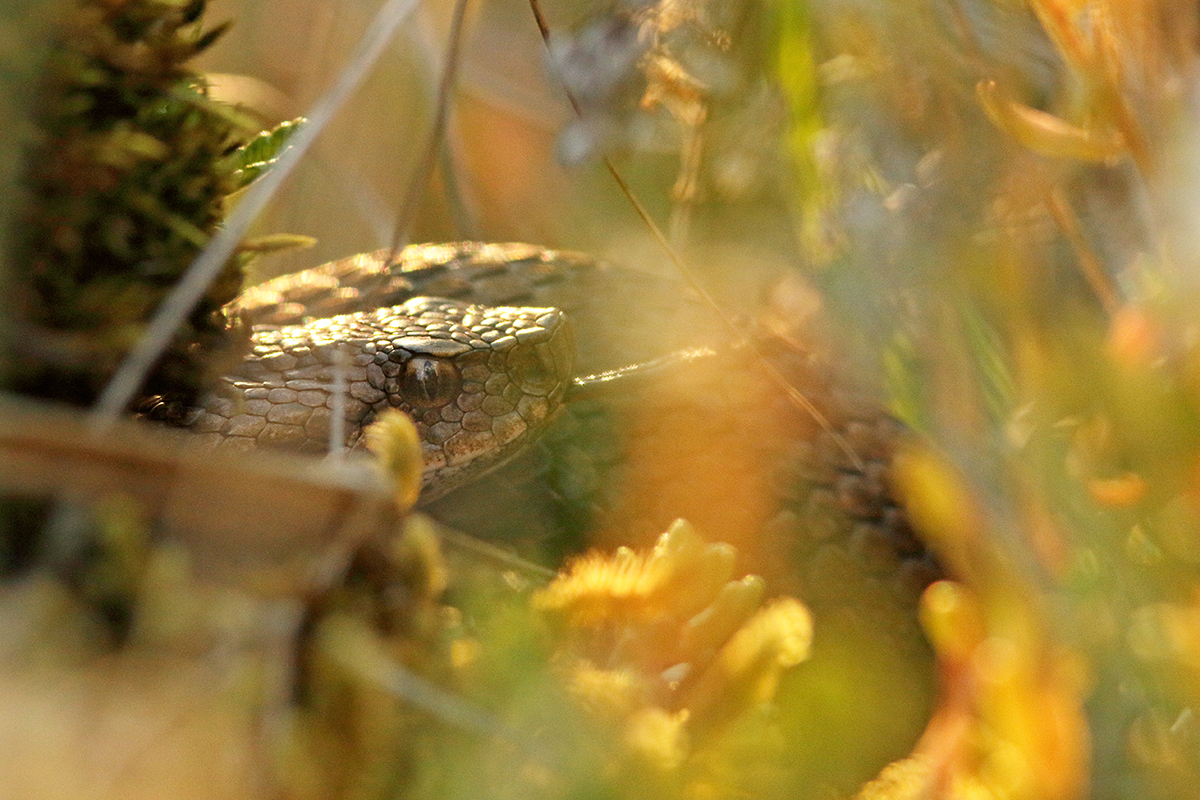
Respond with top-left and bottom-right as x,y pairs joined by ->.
7,0 -> 252,409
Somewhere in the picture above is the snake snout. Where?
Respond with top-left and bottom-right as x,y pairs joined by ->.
508,309 -> 575,397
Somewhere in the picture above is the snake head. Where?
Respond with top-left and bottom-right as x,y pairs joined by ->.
204,296 -> 573,500
362,298 -> 575,499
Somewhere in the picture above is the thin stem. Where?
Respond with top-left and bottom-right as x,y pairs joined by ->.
528,0 -> 864,470
388,0 -> 473,261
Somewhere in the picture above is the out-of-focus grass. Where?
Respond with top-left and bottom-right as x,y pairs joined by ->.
783,2 -> 1200,799
13,1 -> 1200,800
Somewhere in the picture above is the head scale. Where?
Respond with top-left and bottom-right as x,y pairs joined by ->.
358,297 -> 575,498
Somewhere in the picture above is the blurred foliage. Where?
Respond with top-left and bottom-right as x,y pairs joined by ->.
778,2 -> 1200,799
0,0 -> 72,381
5,0 -> 258,411
12,1 -> 1200,800
0,0 -> 312,617
413,520 -> 822,800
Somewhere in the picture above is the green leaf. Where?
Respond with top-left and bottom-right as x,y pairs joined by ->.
190,19 -> 232,57
229,117 -> 305,189
769,0 -> 838,266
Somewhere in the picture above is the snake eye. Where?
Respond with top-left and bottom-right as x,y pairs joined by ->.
401,357 -> 461,408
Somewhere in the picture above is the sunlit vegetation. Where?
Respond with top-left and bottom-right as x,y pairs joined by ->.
3,1 -> 1200,799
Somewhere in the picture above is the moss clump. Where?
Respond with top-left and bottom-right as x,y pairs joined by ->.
7,0 -> 252,410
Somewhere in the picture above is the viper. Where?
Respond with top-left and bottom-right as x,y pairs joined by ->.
195,241 -> 723,499
197,242 -> 941,643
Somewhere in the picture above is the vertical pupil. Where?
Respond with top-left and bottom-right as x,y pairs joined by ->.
401,357 -> 459,408
415,359 -> 438,402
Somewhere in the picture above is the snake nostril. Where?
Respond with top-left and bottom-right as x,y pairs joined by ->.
400,357 -> 461,408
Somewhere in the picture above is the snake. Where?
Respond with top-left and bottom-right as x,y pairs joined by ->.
191,241 -> 725,500
176,239 -> 939,700
192,293 -> 574,500
194,242 -> 940,626
182,241 -> 942,781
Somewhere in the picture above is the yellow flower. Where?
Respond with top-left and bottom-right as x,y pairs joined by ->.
533,519 -> 736,626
